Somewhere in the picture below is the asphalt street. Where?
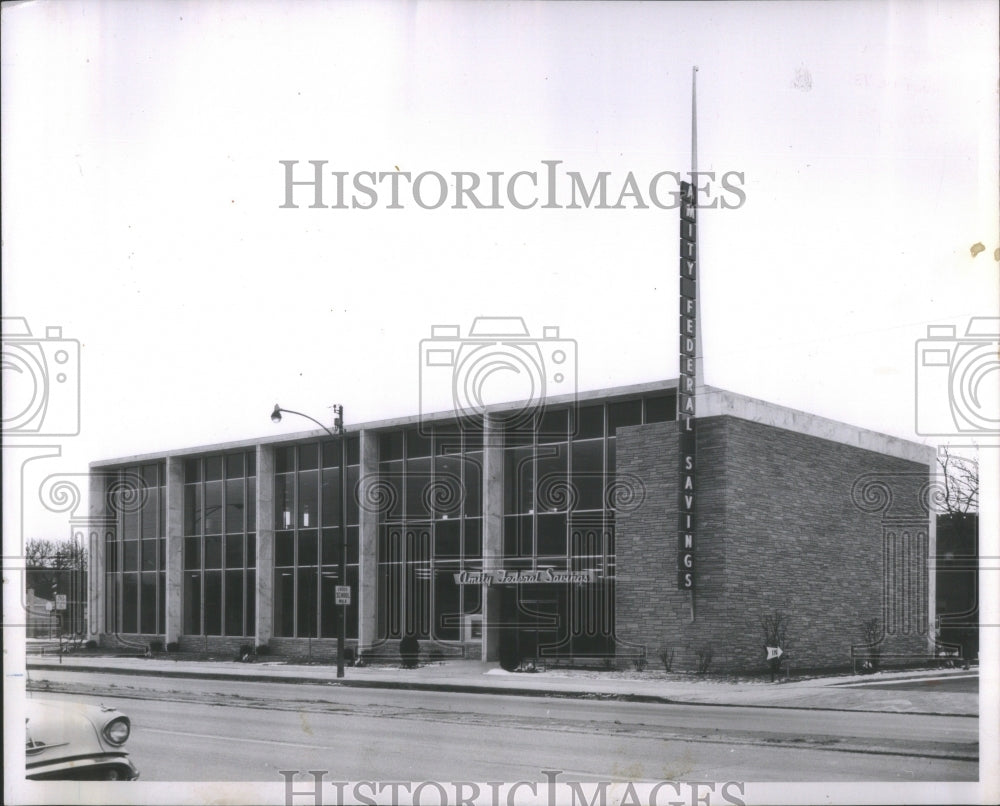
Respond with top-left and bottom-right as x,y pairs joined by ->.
26,670 -> 978,782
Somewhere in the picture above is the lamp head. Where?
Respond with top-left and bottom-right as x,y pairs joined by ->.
271,405 -> 282,424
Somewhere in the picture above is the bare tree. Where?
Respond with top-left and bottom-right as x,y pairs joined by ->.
761,611 -> 790,681
26,538 -> 87,571
938,448 -> 978,514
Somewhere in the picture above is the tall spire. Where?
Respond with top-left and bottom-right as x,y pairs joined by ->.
691,66 -> 704,398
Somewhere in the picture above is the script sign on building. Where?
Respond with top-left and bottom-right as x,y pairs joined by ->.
678,180 -> 697,591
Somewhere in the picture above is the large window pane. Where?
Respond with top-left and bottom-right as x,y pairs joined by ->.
204,535 -> 222,569
346,465 -> 360,526
275,531 -> 295,567
298,470 -> 318,527
246,570 -> 256,635
124,541 -> 138,572
204,481 -> 223,534
536,445 -> 568,512
406,428 -> 432,458
204,571 -> 222,636
225,570 -> 244,636
504,447 -> 533,514
275,474 -> 293,530
297,568 -> 318,637
575,405 -> 604,439
608,400 -> 642,433
184,572 -> 201,635
645,395 -> 674,423
463,519 -> 482,560
184,537 -> 200,570
225,453 -> 244,479
122,574 -> 138,633
297,529 -> 318,566
538,408 -> 568,443
141,488 -> 158,538
204,456 -> 223,482
433,454 -> 463,519
537,513 -> 567,557
141,539 -> 157,571
184,485 -> 202,535
274,570 -> 294,637
299,443 -> 318,471
225,534 -> 244,568
140,573 -> 156,634
434,569 -> 461,641
321,528 -> 340,566
321,468 -> 341,526
435,520 -> 460,557
571,439 -> 604,510
405,457 -> 432,518
463,453 -> 482,517
225,479 -> 245,533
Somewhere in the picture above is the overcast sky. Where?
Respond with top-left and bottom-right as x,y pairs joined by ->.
2,0 -> 997,543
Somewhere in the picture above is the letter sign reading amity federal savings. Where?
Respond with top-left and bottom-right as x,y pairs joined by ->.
678,181 -> 697,591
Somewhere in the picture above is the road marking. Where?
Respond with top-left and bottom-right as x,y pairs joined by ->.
142,726 -> 334,751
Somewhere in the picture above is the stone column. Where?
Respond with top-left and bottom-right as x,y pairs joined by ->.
164,457 -> 184,644
255,444 -> 275,647
481,414 -> 504,662
357,429 -> 379,652
86,471 -> 108,641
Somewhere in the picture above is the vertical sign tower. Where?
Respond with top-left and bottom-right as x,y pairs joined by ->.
677,67 -> 701,611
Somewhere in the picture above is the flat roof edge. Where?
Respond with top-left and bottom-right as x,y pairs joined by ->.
699,387 -> 935,466
90,379 -> 679,467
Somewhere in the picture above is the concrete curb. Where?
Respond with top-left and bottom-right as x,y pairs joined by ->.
25,661 -> 977,717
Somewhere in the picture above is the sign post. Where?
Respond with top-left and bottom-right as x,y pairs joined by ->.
677,179 -> 698,616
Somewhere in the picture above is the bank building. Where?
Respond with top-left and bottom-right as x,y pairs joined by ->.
86,380 -> 936,674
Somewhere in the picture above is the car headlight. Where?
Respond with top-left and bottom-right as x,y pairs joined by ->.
103,717 -> 130,745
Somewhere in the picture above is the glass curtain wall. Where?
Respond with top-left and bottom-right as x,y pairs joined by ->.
272,438 -> 360,639
104,463 -> 166,636
377,424 -> 483,643
183,452 -> 257,637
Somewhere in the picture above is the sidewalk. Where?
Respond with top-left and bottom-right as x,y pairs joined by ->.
23,654 -> 978,716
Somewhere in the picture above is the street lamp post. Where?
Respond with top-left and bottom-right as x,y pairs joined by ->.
271,403 -> 347,678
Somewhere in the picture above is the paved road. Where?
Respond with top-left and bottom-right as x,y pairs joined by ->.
839,674 -> 978,693
24,670 -> 977,782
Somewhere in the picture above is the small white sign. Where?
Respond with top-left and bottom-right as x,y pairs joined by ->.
335,586 -> 351,605
55,595 -> 68,611
766,646 -> 783,660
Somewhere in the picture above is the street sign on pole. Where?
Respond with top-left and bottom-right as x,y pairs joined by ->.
55,594 -> 68,611
335,586 -> 351,606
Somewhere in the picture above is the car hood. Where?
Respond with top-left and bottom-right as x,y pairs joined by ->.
26,699 -> 127,759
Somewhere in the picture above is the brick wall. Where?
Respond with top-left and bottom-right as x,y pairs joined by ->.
616,416 -> 931,673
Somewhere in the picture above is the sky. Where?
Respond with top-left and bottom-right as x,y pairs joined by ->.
1,0 -> 997,542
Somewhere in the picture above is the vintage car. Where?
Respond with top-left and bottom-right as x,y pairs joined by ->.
25,699 -> 139,780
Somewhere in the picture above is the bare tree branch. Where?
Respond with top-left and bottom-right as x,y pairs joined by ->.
937,448 -> 978,514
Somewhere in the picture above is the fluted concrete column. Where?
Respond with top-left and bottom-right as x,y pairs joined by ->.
164,457 -> 184,644
481,414 -> 504,661
255,444 -> 275,647
86,471 -> 108,640
358,429 -> 379,651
